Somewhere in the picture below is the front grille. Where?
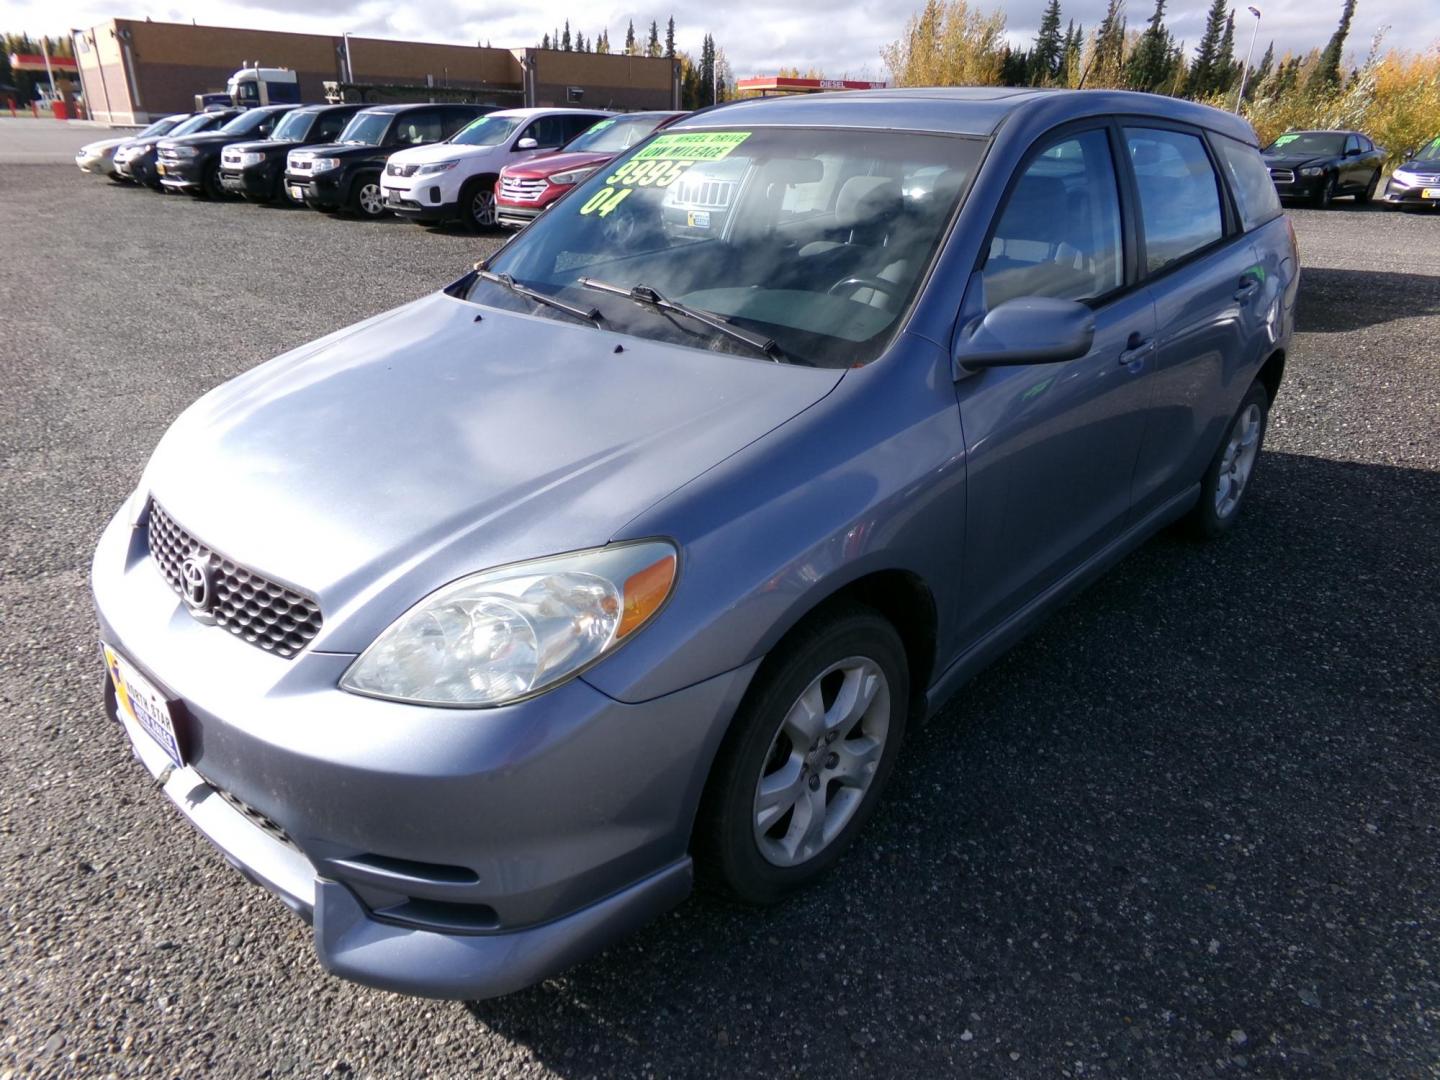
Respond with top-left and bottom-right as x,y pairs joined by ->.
222,149 -> 242,167
287,154 -> 312,171
1269,168 -> 1295,184
146,501 -> 323,659
499,176 -> 548,202
1408,173 -> 1440,186
213,786 -> 300,851
387,161 -> 419,177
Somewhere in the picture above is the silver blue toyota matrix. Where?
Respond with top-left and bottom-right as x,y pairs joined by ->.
93,88 -> 1298,999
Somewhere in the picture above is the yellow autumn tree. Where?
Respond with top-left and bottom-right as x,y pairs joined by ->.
881,0 -> 1009,87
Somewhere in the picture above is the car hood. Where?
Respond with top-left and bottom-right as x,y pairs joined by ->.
227,138 -> 297,154
80,136 -> 130,154
299,142 -> 386,161
141,290 -> 843,652
506,150 -> 613,179
162,131 -> 245,150
1397,158 -> 1440,175
1262,154 -> 1332,170
388,142 -> 498,166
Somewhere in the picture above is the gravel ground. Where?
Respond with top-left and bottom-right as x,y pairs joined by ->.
2,167 -> 1438,1079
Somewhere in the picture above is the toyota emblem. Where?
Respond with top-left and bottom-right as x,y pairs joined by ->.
179,554 -> 214,617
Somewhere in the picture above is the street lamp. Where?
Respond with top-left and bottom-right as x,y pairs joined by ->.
1234,5 -> 1262,113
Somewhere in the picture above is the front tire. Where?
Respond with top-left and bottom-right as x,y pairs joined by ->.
1184,381 -> 1269,539
349,175 -> 385,218
696,605 -> 909,905
200,161 -> 224,199
463,178 -> 499,233
1315,173 -> 1336,209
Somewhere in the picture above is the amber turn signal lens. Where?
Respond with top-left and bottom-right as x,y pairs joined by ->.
617,553 -> 677,639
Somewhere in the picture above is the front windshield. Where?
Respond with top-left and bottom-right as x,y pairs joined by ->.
338,111 -> 391,146
1416,135 -> 1440,161
138,116 -> 184,138
220,108 -> 278,135
269,109 -> 315,142
169,113 -> 219,137
563,114 -> 669,154
478,127 -> 981,367
1266,132 -> 1345,157
449,115 -> 521,147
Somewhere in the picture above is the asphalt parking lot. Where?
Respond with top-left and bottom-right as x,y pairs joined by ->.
2,155 -> 1438,1079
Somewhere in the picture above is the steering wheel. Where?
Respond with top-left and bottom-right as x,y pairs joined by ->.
827,275 -> 904,301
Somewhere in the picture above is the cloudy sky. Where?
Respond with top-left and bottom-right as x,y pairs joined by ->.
16,0 -> 1437,79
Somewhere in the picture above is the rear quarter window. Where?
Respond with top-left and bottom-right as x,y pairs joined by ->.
1214,134 -> 1282,231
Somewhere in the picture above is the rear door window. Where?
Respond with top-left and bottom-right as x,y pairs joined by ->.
312,111 -> 349,142
394,110 -> 444,146
520,115 -> 568,150
1212,134 -> 1282,231
1124,127 -> 1225,273
982,128 -> 1124,307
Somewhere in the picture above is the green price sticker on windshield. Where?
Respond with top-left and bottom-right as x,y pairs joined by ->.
1273,134 -> 1298,146
580,131 -> 751,219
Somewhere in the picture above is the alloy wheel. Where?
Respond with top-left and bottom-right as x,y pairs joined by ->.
752,656 -> 891,868
472,189 -> 497,228
1214,402 -> 1262,518
357,182 -> 383,217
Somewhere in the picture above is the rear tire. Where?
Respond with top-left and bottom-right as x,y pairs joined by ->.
695,605 -> 909,905
349,175 -> 385,218
1356,169 -> 1380,204
1184,381 -> 1270,539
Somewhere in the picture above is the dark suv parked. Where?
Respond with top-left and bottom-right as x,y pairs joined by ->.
1261,129 -> 1385,207
283,103 -> 494,217
220,104 -> 366,203
115,110 -> 242,190
157,106 -> 299,198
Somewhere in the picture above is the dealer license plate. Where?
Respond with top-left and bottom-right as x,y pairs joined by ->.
1423,187 -> 1440,200
103,643 -> 184,767
289,184 -> 305,201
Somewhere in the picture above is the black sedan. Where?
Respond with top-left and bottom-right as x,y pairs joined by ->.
1382,135 -> 1440,211
155,106 -> 299,198
220,104 -> 366,203
1261,130 -> 1386,208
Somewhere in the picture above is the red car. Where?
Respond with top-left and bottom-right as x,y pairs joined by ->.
495,110 -> 686,228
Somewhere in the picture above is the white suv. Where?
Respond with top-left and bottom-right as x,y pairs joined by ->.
381,108 -> 611,231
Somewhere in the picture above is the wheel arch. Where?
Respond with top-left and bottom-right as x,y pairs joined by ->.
1257,348 -> 1285,403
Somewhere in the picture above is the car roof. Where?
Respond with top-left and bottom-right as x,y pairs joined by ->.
355,102 -> 491,115
1280,129 -> 1361,136
486,107 -> 613,118
674,87 -> 1257,144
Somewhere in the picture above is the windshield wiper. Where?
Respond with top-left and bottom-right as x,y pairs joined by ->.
475,269 -> 603,327
577,277 -> 781,361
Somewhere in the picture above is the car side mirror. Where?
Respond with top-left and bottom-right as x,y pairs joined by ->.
954,297 -> 1096,373
515,137 -> 538,150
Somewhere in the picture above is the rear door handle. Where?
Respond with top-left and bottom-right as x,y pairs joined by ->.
1118,333 -> 1154,367
1234,274 -> 1262,302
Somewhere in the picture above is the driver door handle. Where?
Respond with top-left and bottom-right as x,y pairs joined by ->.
1118,331 -> 1155,367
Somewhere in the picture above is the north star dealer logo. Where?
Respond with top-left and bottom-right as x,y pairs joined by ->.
179,553 -> 215,620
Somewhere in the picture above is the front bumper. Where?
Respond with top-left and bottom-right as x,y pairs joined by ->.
382,177 -> 460,220
495,203 -> 547,228
1270,175 -> 1325,200
1382,177 -> 1440,208
284,172 -> 343,210
220,163 -> 280,199
76,150 -> 118,176
158,158 -> 204,191
92,503 -> 756,998
115,152 -> 157,185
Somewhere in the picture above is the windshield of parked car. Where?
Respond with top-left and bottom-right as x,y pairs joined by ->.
562,114 -> 670,154
476,127 -> 982,367
449,115 -> 523,147
1265,132 -> 1345,157
269,109 -> 316,142
337,111 -> 392,146
168,113 -> 219,137
137,116 -> 184,138
1416,136 -> 1440,161
219,108 -> 280,135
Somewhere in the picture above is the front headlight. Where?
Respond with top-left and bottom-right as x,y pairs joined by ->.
171,146 -> 198,159
549,166 -> 599,187
1390,168 -> 1418,187
238,151 -> 265,167
1299,166 -> 1325,177
310,156 -> 341,172
415,161 -> 457,175
340,541 -> 678,707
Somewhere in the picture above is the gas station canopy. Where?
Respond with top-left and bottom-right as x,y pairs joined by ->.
734,76 -> 888,95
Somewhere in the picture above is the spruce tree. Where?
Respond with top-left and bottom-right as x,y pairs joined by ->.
561,20 -> 571,51
1247,41 -> 1273,97
1215,10 -> 1237,91
1093,0 -> 1127,82
1126,0 -> 1175,91
541,32 -> 551,49
1308,0 -> 1355,92
597,29 -> 610,54
647,21 -> 661,57
666,17 -> 676,57
625,21 -> 637,55
1187,0 -> 1229,95
1030,0 -> 1064,84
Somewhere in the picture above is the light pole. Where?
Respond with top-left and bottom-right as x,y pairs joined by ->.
1234,5 -> 1262,113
